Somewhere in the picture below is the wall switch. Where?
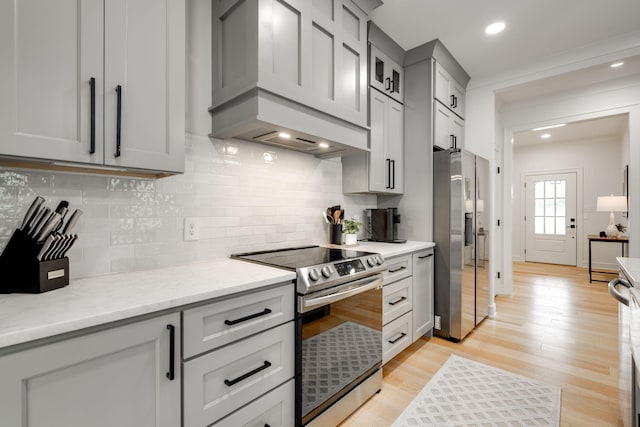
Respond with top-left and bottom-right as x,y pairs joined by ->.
434,315 -> 441,330
183,217 -> 199,241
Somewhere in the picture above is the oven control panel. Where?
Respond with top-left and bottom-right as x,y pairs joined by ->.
297,254 -> 386,294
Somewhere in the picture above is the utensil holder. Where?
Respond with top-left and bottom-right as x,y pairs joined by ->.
329,224 -> 343,245
0,229 -> 69,294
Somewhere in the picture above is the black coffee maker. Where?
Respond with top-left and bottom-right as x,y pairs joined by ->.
365,208 -> 406,243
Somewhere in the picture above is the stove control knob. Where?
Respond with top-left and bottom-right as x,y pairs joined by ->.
321,266 -> 333,278
309,269 -> 320,281
376,256 -> 384,265
367,257 -> 376,267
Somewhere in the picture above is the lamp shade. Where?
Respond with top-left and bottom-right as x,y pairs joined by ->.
596,195 -> 627,212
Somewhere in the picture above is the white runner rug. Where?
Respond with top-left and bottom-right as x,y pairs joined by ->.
391,355 -> 561,426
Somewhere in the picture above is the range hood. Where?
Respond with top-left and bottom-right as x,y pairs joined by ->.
209,89 -> 369,159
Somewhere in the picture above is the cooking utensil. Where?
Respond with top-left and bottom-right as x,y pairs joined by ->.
62,209 -> 82,234
36,212 -> 62,242
333,210 -> 341,224
20,196 -> 45,231
37,234 -> 55,261
60,234 -> 78,258
27,205 -> 48,235
30,207 -> 51,238
54,200 -> 69,214
322,212 -> 330,224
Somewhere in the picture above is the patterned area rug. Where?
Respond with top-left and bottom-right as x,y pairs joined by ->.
391,355 -> 561,426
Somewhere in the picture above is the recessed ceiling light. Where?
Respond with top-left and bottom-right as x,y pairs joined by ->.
540,133 -> 551,139
318,142 -> 330,149
532,124 -> 566,131
610,62 -> 625,68
278,132 -> 291,139
485,22 -> 505,35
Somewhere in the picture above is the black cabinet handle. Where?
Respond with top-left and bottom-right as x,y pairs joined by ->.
391,159 -> 395,189
388,332 -> 406,344
450,134 -> 455,148
89,78 -> 96,154
224,308 -> 272,326
389,296 -> 407,306
388,265 -> 406,273
418,253 -> 433,259
385,77 -> 391,91
166,324 -> 175,381
385,158 -> 391,189
115,85 -> 122,157
224,361 -> 272,387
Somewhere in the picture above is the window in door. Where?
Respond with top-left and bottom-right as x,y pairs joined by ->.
534,180 -> 566,235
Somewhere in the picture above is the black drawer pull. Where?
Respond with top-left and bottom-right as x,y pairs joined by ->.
224,361 -> 272,387
115,85 -> 122,157
388,266 -> 406,273
389,296 -> 407,306
388,332 -> 406,344
418,253 -> 433,259
224,308 -> 272,326
89,77 -> 95,154
166,324 -> 175,381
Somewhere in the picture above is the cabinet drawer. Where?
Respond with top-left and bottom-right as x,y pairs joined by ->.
212,379 -> 294,427
183,282 -> 294,358
183,322 -> 294,427
383,276 -> 412,325
384,255 -> 412,284
382,311 -> 413,365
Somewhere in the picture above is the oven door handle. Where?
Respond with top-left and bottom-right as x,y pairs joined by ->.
609,277 -> 631,306
301,274 -> 383,312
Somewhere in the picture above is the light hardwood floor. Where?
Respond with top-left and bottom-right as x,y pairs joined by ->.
341,262 -> 627,426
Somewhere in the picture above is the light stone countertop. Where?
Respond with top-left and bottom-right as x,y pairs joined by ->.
618,257 -> 640,286
339,240 -> 435,258
0,240 -> 434,351
0,258 -> 295,350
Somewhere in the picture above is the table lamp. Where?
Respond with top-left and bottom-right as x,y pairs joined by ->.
596,194 -> 627,237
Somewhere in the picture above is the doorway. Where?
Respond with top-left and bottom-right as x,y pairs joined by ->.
524,172 -> 577,265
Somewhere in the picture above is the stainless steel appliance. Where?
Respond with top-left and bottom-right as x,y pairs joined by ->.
433,149 -> 490,341
231,246 -> 386,426
365,208 -> 406,243
609,275 -> 637,427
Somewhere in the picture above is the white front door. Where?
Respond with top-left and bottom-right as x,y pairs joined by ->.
524,172 -> 577,265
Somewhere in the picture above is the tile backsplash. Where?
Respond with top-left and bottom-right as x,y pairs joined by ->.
0,133 -> 376,279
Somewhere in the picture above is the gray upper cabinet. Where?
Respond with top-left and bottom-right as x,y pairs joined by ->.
212,0 -> 368,143
0,0 -> 185,175
369,44 -> 404,103
434,61 -> 465,119
434,100 -> 464,150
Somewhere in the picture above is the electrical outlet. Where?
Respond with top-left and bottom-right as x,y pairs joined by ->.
183,217 -> 199,241
434,315 -> 441,330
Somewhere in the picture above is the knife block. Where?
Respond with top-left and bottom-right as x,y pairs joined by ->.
0,229 -> 69,294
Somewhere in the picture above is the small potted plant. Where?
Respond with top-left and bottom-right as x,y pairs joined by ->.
342,218 -> 362,246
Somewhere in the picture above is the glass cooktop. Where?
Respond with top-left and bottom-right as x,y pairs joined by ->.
231,245 -> 376,270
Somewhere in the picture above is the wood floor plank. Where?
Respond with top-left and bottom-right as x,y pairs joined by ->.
340,262 -> 628,426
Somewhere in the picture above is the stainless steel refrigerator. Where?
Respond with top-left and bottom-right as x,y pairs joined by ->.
433,149 -> 490,341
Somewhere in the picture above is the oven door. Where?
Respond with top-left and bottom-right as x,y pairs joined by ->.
296,273 -> 383,426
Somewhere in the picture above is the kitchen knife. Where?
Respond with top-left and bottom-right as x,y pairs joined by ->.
36,212 -> 62,242
59,234 -> 78,259
54,200 -> 69,214
37,234 -> 56,261
55,234 -> 75,259
30,207 -> 51,238
27,205 -> 47,234
20,196 -> 45,231
46,234 -> 65,260
61,209 -> 83,234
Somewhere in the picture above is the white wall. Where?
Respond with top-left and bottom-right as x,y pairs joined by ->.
0,0 -> 376,279
512,136 -> 624,270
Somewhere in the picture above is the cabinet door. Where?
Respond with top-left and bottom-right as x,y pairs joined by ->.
0,0 -> 104,165
451,113 -> 465,150
104,0 -> 185,173
369,89 -> 388,192
434,101 -> 455,150
369,44 -> 403,103
0,313 -> 181,427
413,249 -> 434,340
387,99 -> 404,193
434,61 -> 464,119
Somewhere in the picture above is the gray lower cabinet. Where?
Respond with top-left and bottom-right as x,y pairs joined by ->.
182,282 -> 295,427
412,248 -> 434,340
0,313 -> 181,427
382,254 -> 413,364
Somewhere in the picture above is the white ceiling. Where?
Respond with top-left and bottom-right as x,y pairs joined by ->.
512,114 -> 628,147
370,0 -> 640,82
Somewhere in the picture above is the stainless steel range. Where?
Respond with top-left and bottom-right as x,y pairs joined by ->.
232,245 -> 386,426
